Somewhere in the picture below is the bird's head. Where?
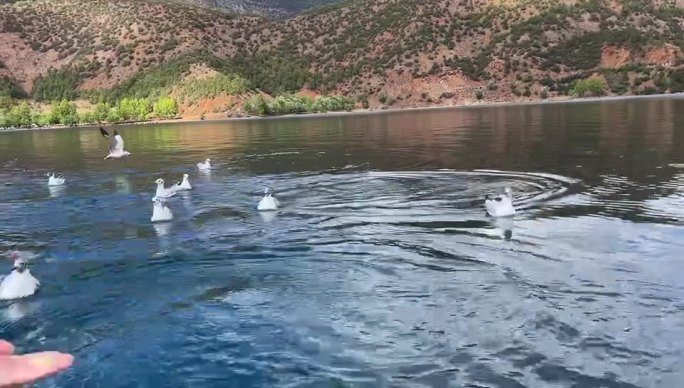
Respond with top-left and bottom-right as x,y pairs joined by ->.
504,187 -> 512,196
9,252 -> 26,273
155,178 -> 164,185
183,174 -> 189,179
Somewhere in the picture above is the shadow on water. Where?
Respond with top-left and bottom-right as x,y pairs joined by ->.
1,96 -> 684,387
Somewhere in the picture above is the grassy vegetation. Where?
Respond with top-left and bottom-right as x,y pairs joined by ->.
243,94 -> 354,116
177,73 -> 249,104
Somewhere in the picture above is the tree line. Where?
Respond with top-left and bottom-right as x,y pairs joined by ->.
0,96 -> 178,128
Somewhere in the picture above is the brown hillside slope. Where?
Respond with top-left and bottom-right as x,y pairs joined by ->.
0,0 -> 260,91
1,0 -> 683,110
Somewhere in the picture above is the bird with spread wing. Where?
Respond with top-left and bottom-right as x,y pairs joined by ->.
99,127 -> 131,159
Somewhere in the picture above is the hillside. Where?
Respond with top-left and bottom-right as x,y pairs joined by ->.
1,0 -> 684,125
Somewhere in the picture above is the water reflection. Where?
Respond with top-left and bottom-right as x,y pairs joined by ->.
114,175 -> 131,194
258,210 -> 279,223
1,300 -> 35,322
491,217 -> 514,240
0,97 -> 683,388
48,184 -> 65,198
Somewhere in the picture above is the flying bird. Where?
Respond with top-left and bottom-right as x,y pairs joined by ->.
100,127 -> 131,159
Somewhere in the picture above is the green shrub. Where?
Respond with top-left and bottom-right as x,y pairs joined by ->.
118,97 -> 150,120
378,91 -> 388,104
244,95 -> 269,115
94,102 -> 111,122
48,99 -> 79,126
80,111 -> 96,124
475,89 -> 484,100
106,107 -> 123,123
152,96 -> 178,119
571,78 -> 606,97
1,101 -> 33,127
540,88 -> 549,99
604,71 -> 629,95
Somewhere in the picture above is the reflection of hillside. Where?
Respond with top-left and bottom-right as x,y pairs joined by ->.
0,98 -> 681,200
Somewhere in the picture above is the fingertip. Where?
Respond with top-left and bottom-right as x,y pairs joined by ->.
27,351 -> 75,371
57,352 -> 75,369
0,340 -> 14,355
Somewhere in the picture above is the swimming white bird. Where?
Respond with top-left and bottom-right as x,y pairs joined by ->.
152,178 -> 177,201
46,172 -> 65,186
0,252 -> 40,300
257,188 -> 280,211
197,158 -> 211,171
151,198 -> 174,223
100,127 -> 131,159
171,174 -> 192,192
485,187 -> 516,217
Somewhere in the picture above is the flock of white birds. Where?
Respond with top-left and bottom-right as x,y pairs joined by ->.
0,127 -> 286,301
1,127 -> 516,301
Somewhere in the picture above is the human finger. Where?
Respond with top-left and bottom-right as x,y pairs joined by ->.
0,351 -> 73,387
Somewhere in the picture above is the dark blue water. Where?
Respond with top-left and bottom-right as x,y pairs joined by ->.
1,97 -> 684,387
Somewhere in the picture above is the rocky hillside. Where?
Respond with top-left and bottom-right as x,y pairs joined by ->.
1,0 -> 683,118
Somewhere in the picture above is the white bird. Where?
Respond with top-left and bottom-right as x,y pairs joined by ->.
100,127 -> 131,159
46,172 -> 65,186
197,158 -> 211,171
152,178 -> 177,201
257,188 -> 280,211
0,252 -> 40,300
151,198 -> 174,223
171,174 -> 192,192
485,187 -> 516,217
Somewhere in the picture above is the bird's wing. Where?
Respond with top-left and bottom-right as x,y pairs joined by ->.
99,127 -> 110,138
113,135 -> 125,152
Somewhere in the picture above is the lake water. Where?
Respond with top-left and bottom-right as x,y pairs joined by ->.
1,96 -> 684,387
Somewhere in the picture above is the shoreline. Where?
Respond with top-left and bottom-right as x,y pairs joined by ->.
2,93 -> 682,132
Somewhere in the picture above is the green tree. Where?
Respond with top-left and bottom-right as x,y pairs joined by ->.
49,99 -> 79,126
3,101 -> 33,127
134,99 -> 150,120
571,78 -> 606,97
118,98 -> 136,120
106,107 -> 123,123
152,96 -> 178,119
94,102 -> 111,123
81,111 -> 96,124
14,101 -> 33,126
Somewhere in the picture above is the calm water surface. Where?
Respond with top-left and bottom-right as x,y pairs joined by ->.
1,97 -> 684,387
